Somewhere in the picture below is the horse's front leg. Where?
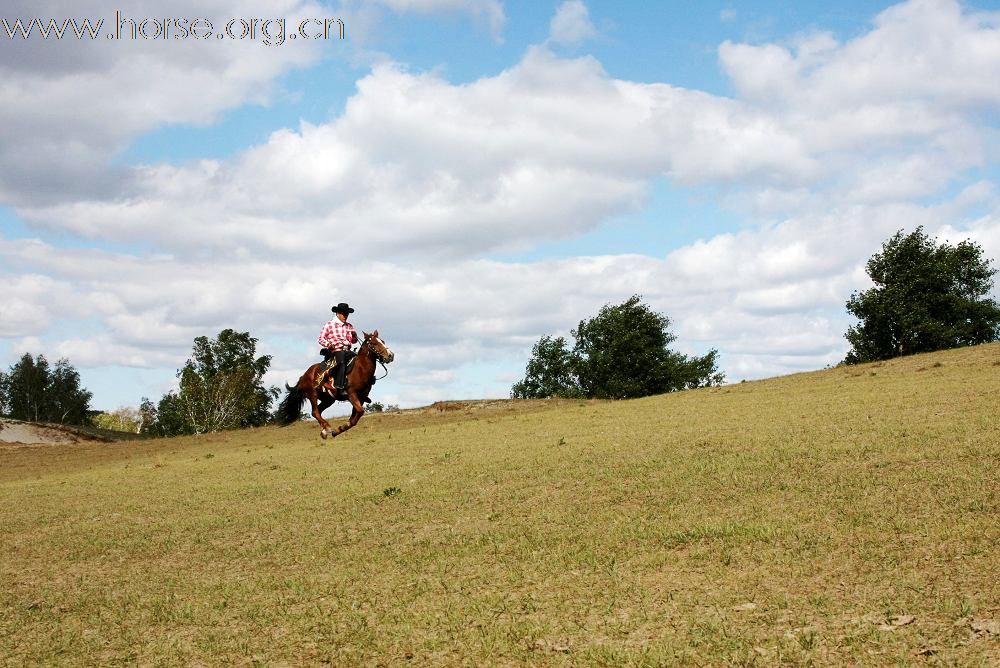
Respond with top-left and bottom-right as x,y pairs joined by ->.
333,394 -> 365,437
313,389 -> 334,439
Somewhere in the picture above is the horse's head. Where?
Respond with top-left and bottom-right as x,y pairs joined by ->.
363,330 -> 394,364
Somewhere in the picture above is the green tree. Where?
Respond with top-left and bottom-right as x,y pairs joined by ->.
845,227 -> 1000,364
47,359 -> 93,424
153,329 -> 278,436
138,397 -> 158,435
510,335 -> 583,399
512,296 -> 724,400
152,391 -> 189,437
0,353 -> 92,424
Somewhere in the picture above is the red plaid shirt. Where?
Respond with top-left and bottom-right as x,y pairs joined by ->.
318,319 -> 357,350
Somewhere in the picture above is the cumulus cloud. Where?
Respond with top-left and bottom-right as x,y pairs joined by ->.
548,0 -> 596,46
15,47 -> 814,259
0,0 -> 330,205
15,0 -> 1000,265
721,0 -> 1000,110
0,276 -> 60,336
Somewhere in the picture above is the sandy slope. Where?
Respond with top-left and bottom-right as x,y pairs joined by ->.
0,419 -> 106,445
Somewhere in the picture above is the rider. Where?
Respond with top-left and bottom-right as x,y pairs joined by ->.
316,302 -> 358,391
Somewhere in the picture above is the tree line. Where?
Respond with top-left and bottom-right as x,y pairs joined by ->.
2,227 -> 998,430
0,329 -> 276,436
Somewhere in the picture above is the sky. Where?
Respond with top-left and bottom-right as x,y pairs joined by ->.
2,0 -> 1000,412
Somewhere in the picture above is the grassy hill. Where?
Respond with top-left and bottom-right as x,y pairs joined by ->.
2,344 -> 998,665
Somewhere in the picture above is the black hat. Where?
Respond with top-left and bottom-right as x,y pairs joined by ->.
332,302 -> 355,315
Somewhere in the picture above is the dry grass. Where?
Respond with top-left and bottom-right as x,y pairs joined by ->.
2,344 -> 999,666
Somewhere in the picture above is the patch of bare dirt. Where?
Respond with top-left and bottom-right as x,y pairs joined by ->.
0,419 -> 109,446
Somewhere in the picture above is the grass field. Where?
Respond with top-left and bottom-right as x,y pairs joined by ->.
2,344 -> 999,666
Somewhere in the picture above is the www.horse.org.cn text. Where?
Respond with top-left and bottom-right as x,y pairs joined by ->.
1,13 -> 346,46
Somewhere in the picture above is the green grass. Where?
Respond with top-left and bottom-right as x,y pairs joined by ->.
2,344 -> 999,666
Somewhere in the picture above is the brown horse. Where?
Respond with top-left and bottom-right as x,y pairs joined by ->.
277,330 -> 394,439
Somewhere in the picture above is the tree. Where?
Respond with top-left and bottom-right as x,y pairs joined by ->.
153,329 -> 278,436
844,227 -> 1000,364
48,359 -> 93,424
512,296 -> 724,400
510,336 -> 583,399
0,353 -> 92,424
152,391 -> 189,437
138,397 -> 158,435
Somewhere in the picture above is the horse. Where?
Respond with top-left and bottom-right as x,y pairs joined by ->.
277,330 -> 394,439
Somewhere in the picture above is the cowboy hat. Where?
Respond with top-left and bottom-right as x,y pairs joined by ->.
332,302 -> 355,315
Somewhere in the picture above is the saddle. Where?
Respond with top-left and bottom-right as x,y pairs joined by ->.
316,349 -> 372,404
320,348 -> 357,373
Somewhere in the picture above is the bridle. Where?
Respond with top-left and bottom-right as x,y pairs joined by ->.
361,334 -> 393,380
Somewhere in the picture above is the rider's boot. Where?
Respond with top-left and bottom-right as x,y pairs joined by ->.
334,364 -> 347,392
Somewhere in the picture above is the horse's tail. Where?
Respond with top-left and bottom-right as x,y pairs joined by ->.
276,382 -> 306,426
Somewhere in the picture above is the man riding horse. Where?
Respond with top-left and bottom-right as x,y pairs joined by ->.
278,304 -> 394,439
316,302 -> 358,393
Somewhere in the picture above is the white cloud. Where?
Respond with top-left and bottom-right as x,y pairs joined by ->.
17,0 -> 1000,263
548,0 -> 596,46
720,0 -> 1000,110
0,276 -> 58,335
14,47 -> 815,259
0,0 -> 332,206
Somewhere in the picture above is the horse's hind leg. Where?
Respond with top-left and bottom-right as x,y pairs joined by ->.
333,395 -> 365,437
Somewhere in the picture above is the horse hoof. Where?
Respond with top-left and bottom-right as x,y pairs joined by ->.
320,429 -> 328,440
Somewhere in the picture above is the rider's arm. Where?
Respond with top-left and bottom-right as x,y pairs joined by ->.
318,321 -> 333,348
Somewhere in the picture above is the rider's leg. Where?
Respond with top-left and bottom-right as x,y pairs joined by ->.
334,350 -> 348,389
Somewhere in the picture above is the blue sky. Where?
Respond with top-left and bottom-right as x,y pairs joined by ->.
2,0 -> 999,413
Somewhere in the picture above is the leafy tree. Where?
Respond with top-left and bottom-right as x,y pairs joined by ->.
845,227 -> 1000,364
512,296 -> 724,400
153,329 -> 278,436
152,391 -> 189,437
0,353 -> 92,424
48,359 -> 93,424
138,397 -> 158,435
510,336 -> 583,399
